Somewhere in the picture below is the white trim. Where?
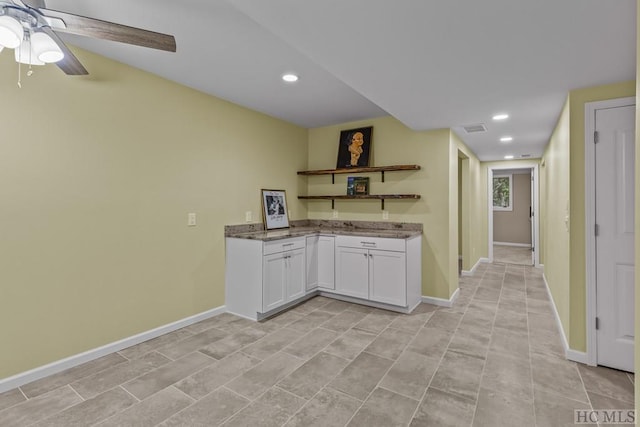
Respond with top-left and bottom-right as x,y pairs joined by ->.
493,242 -> 532,248
461,257 -> 489,276
422,288 -> 459,308
584,96 -> 635,368
0,305 -> 227,394
317,291 -> 417,314
542,273 -> 590,365
488,164 -> 540,267
566,349 -> 589,365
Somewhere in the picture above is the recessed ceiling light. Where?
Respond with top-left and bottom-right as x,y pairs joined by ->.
500,136 -> 513,142
282,73 -> 299,83
493,113 -> 509,121
504,155 -> 514,159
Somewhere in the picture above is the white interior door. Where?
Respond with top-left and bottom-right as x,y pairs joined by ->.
595,104 -> 635,372
530,169 -> 535,265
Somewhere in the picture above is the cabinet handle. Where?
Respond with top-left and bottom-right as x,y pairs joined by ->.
361,241 -> 376,246
363,253 -> 368,258
283,243 -> 294,247
369,254 -> 373,258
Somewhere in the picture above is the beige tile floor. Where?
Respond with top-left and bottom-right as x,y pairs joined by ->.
493,244 -> 533,266
0,263 -> 634,426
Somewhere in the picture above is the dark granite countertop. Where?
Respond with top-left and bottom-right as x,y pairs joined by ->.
225,220 -> 422,241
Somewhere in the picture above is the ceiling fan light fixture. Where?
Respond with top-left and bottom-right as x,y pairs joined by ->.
32,32 -> 64,63
15,40 -> 44,65
0,15 -> 24,49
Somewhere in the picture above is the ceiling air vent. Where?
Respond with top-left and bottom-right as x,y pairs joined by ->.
462,123 -> 487,134
520,154 -> 531,158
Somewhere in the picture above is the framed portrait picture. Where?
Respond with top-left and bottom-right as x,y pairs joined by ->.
261,189 -> 290,230
336,126 -> 372,168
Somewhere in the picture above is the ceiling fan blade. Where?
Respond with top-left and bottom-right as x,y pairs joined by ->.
15,0 -> 45,8
39,8 -> 177,53
40,27 -> 89,75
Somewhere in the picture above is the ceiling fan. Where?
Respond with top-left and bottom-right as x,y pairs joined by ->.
0,0 -> 176,76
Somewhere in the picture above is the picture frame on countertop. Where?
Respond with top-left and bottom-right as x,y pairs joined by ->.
336,126 -> 372,168
261,189 -> 290,230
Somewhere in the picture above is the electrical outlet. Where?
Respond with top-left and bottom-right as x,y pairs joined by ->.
245,211 -> 252,222
382,210 -> 389,220
188,213 -> 197,226
332,210 -> 339,219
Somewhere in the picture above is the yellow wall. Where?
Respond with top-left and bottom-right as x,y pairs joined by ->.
453,134 -> 485,273
0,49 -> 308,378
542,99 -> 571,341
568,81 -> 636,351
307,117 -> 483,299
542,81 -> 635,353
635,0 -> 639,412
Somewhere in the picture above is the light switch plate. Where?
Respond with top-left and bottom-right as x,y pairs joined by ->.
245,211 -> 252,222
332,210 -> 339,219
188,213 -> 196,226
382,210 -> 389,220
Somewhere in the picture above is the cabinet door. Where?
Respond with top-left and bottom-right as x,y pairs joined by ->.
335,247 -> 369,299
318,236 -> 335,289
286,248 -> 306,301
305,236 -> 319,291
263,253 -> 286,312
369,249 -> 407,306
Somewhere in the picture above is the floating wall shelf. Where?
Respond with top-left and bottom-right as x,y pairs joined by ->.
298,164 -> 422,210
297,164 -> 420,183
298,194 -> 421,210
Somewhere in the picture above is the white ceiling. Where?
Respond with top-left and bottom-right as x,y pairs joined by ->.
35,0 -> 638,160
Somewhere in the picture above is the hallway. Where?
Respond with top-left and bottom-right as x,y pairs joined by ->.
493,244 -> 533,266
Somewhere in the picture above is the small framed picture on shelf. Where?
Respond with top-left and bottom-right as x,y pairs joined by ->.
347,177 -> 370,195
261,189 -> 290,230
336,126 -> 372,168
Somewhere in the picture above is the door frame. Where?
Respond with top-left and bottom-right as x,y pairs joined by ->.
584,96 -> 636,366
487,163 -> 540,266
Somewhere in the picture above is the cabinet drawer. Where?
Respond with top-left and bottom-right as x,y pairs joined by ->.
263,237 -> 305,255
335,235 -> 406,252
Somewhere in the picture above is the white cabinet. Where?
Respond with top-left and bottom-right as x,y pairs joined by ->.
306,236 -> 319,291
226,237 -> 306,320
318,236 -> 335,289
335,247 -> 370,299
226,232 -> 421,320
335,236 -> 418,309
263,248 -> 305,311
369,249 -> 406,306
306,235 -> 335,291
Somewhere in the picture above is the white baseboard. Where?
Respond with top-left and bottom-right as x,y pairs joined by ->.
566,349 -> 589,364
0,305 -> 226,394
422,288 -> 459,308
494,242 -> 532,248
541,273 -> 589,365
461,257 -> 489,276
